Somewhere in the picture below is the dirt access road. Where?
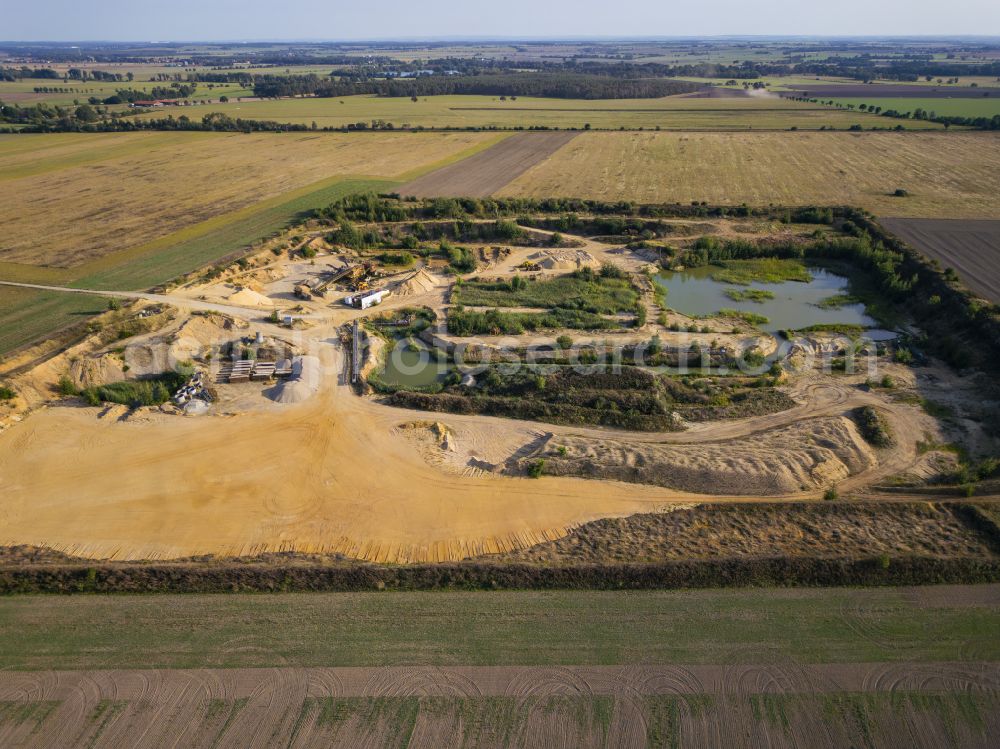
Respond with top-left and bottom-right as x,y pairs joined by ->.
397,131 -> 578,197
880,218 -> 1000,304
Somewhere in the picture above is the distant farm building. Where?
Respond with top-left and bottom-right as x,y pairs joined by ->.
130,100 -> 182,108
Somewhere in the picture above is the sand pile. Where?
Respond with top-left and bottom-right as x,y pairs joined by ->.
529,250 -> 597,270
227,287 -> 274,308
168,314 -> 246,363
524,416 -> 876,496
397,421 -> 467,474
68,356 -> 126,389
183,400 -> 210,416
398,268 -> 442,296
251,266 -> 286,284
268,356 -> 321,404
307,236 -> 331,253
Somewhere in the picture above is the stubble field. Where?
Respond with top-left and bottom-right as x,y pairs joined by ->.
0,131 -> 503,355
498,130 -> 1000,218
0,131 -> 503,271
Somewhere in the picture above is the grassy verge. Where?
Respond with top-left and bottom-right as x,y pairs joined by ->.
0,587 -> 996,670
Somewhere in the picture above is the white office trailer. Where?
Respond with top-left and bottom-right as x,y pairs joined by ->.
344,289 -> 390,310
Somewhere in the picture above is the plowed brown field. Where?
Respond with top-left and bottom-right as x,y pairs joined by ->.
398,131 -> 578,197
881,218 -> 1000,303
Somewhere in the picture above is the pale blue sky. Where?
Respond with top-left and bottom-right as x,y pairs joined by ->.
4,0 -> 1000,41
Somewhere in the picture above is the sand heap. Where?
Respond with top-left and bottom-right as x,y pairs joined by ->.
68,356 -> 126,389
528,249 -> 597,270
523,416 -> 876,496
307,236 -> 331,253
250,266 -> 286,284
398,268 -> 443,296
168,314 -> 246,364
227,287 -> 275,308
268,356 -> 321,404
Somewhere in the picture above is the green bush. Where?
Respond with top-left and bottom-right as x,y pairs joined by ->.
443,242 -> 476,273
527,459 -> 546,479
855,406 -> 894,448
718,309 -> 770,327
57,375 -> 79,397
0,386 -> 16,401
79,372 -> 187,409
599,262 -> 627,279
378,251 -> 415,267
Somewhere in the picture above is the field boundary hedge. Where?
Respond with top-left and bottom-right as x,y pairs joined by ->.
2,555 -> 998,595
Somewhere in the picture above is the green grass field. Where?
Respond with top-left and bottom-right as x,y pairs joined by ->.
0,587 -> 996,670
0,79 -> 252,107
455,275 -> 639,314
0,288 -> 111,358
130,93 -> 943,131
825,97 -> 1000,119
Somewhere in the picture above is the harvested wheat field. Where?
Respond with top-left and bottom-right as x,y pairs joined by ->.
0,131 -> 500,269
497,131 -> 1000,218
398,131 -> 577,197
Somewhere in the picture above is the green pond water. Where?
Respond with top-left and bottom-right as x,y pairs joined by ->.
654,266 -> 883,335
379,340 -> 448,388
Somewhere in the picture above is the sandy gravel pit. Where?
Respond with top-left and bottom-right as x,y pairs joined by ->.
0,350 -> 683,563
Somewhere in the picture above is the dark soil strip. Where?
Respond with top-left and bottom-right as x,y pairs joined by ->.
397,131 -> 578,198
2,663 -> 998,698
447,106 -> 829,112
1,556 -> 998,595
781,84 -> 1000,98
880,218 -> 1000,303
